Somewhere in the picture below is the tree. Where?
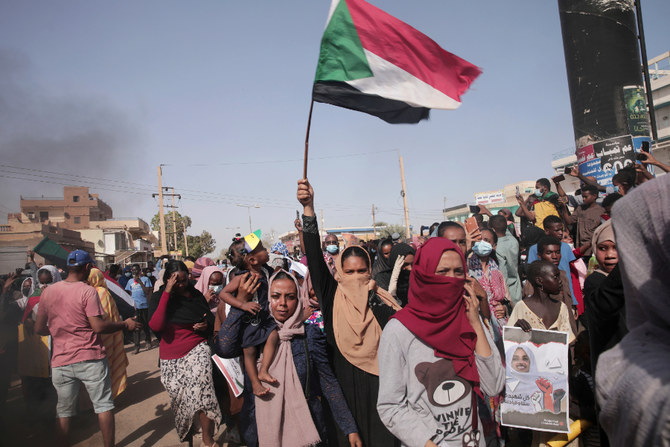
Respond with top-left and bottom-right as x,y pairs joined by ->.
150,212 -> 214,258
377,223 -> 406,239
186,231 -> 216,259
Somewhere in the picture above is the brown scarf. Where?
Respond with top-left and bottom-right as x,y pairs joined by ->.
333,246 -> 401,375
255,270 -> 321,447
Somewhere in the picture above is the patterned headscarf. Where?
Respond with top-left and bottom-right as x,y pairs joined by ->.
271,242 -> 290,258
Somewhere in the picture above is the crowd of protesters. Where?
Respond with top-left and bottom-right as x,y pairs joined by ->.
0,158 -> 668,447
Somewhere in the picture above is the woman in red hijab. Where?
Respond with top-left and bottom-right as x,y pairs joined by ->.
377,237 -> 505,447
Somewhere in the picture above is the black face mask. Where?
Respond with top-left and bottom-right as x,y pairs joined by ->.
396,270 -> 411,307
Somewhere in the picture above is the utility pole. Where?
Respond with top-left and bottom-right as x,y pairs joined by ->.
183,224 -> 189,257
443,197 -> 447,221
154,186 -> 181,257
156,166 -> 167,256
371,204 -> 377,238
170,189 -> 178,256
320,209 -> 325,239
399,154 -> 411,238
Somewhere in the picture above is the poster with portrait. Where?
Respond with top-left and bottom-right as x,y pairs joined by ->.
501,327 -> 570,433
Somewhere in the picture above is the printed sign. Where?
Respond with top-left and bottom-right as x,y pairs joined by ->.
474,191 -> 505,205
577,135 -> 635,187
623,86 -> 650,136
212,355 -> 245,397
501,327 -> 570,433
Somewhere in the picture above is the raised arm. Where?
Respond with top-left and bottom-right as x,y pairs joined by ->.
297,178 -> 338,309
515,195 -> 535,222
639,150 -> 670,173
568,166 -> 606,192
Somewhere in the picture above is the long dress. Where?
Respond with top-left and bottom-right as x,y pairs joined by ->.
302,215 -> 399,447
89,270 -> 129,398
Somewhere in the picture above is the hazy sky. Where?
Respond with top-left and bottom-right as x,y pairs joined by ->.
1,1 -> 668,255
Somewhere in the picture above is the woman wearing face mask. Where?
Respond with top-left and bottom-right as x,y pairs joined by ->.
297,178 -> 401,447
118,266 -> 132,288
377,237 -> 505,447
195,265 -> 225,314
18,265 -> 61,420
468,229 -> 509,342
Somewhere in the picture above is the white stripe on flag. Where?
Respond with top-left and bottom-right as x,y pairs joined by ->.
346,50 -> 462,109
105,278 -> 134,307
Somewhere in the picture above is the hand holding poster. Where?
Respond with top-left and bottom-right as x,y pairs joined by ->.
501,326 -> 570,433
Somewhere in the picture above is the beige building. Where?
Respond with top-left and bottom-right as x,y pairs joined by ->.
2,186 -> 155,268
19,186 -> 113,230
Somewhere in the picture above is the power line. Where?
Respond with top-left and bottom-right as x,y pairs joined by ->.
161,149 -> 397,167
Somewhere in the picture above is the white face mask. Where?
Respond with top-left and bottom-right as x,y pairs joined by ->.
209,284 -> 223,294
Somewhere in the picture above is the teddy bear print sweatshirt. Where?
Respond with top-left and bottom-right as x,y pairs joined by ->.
377,318 -> 505,447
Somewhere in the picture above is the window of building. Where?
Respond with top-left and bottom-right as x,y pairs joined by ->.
39,211 -> 48,222
74,217 -> 81,224
73,196 -> 80,202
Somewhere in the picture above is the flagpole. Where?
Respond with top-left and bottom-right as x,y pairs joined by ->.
303,99 -> 314,179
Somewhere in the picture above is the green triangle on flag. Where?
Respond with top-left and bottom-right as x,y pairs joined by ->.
315,0 -> 373,83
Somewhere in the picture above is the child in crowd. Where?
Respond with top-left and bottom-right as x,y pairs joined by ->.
220,231 -> 279,396
524,236 -> 578,336
510,260 -> 576,343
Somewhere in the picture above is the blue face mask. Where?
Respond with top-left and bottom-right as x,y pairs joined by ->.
209,285 -> 223,294
472,241 -> 493,257
613,186 -> 620,193
124,272 -> 132,277
326,244 -> 339,254
534,189 -> 543,197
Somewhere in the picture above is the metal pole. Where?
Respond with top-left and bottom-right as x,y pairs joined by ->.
170,188 -> 178,258
635,0 -> 658,141
157,166 -> 167,256
399,155 -> 411,238
183,223 -> 189,257
247,206 -> 252,233
372,204 -> 377,238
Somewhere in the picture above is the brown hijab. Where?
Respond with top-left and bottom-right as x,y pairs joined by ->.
333,246 -> 401,375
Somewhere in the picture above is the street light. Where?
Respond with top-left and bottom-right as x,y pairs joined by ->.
236,204 -> 260,233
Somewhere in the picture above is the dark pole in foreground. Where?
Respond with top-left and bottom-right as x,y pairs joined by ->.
634,0 -> 658,142
303,99 -> 315,179
558,0 -> 653,186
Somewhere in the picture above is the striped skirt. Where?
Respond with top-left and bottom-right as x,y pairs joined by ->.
160,342 -> 222,441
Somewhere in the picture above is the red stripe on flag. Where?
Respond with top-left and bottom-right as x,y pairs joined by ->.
345,0 -> 481,101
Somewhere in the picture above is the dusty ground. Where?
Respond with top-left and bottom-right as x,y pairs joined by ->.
2,342 -> 238,447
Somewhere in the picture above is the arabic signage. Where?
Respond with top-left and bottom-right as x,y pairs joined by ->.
623,86 -> 650,136
474,190 -> 505,205
577,135 -> 635,187
501,327 -> 570,433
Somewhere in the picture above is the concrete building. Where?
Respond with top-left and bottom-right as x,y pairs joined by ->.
19,186 -> 113,230
649,51 -> 670,165
2,186 -> 155,268
0,213 -> 95,270
444,180 -> 536,223
79,217 -> 156,266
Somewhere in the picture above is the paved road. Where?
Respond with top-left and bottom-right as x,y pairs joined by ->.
3,342 -> 236,447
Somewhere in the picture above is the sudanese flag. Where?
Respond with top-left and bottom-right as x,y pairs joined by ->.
313,0 -> 482,124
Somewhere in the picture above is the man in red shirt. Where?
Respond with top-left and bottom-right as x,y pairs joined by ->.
35,250 -> 139,447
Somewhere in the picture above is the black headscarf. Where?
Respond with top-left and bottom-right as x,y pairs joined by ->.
148,261 -> 214,339
373,242 -> 415,292
371,238 -> 393,279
